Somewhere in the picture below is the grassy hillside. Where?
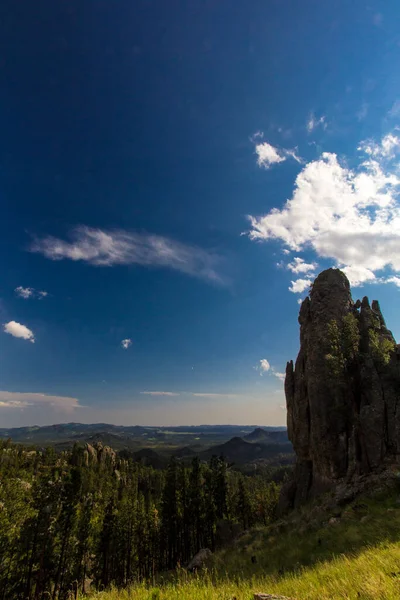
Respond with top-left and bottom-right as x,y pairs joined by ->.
83,488 -> 400,599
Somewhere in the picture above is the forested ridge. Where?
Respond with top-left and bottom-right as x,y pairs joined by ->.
0,439 -> 280,599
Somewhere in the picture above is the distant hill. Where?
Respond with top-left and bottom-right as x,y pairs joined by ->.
174,446 -> 197,458
244,427 -> 289,444
201,436 -> 293,464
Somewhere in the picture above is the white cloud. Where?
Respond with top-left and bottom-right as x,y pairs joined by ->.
254,358 -> 271,376
121,338 -> 132,350
30,226 -> 224,285
254,139 -> 303,169
307,113 -> 327,133
15,287 -> 34,299
386,276 -> 400,288
0,391 -> 80,411
358,133 -> 400,159
287,257 -> 317,274
247,131 -> 400,288
288,278 -> 312,294
255,142 -> 286,169
15,287 -> 48,300
297,298 -> 303,305
254,359 -> 285,383
341,265 -> 376,287
3,321 -> 35,343
140,391 -> 180,396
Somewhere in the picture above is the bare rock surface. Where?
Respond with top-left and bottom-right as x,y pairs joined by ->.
280,268 -> 400,513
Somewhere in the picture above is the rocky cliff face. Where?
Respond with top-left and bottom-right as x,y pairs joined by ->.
280,268 -> 400,512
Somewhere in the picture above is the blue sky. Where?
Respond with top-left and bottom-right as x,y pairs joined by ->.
1,0 -> 400,427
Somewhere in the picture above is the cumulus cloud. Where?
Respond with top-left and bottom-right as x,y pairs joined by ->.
307,113 -> 327,133
15,287 -> 48,299
255,142 -> 286,169
287,257 -> 317,275
3,321 -> 35,343
140,391 -> 180,396
30,226 -> 224,285
247,131 -> 400,288
288,278 -> 312,294
0,391 -> 80,411
121,338 -> 132,350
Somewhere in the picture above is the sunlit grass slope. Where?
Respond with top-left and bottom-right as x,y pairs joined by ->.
85,491 -> 400,600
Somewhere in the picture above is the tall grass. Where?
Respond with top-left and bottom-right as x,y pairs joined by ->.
83,491 -> 400,599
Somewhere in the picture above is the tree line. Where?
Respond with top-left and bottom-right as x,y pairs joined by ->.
0,439 -> 280,599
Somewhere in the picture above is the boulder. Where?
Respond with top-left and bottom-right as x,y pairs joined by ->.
279,268 -> 400,513
187,548 -> 212,571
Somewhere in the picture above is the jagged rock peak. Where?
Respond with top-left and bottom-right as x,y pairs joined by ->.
279,268 -> 400,513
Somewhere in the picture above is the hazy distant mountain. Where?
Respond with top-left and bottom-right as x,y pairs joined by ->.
0,422 -> 287,445
244,427 -> 289,444
201,436 -> 293,464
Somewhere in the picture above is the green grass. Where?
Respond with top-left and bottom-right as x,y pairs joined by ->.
83,491 -> 400,600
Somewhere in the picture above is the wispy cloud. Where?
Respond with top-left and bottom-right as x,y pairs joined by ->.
358,133 -> 400,159
139,391 -> 240,398
30,226 -> 225,285
252,134 -> 302,169
0,391 -> 81,411
3,321 -> 35,343
15,287 -> 48,300
121,338 -> 132,350
388,101 -> 400,118
190,392 -> 240,398
247,131 -> 400,289
272,370 -> 285,382
306,113 -> 327,133
356,103 -> 369,121
140,391 -> 180,396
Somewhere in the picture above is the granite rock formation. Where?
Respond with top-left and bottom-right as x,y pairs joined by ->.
280,268 -> 400,512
